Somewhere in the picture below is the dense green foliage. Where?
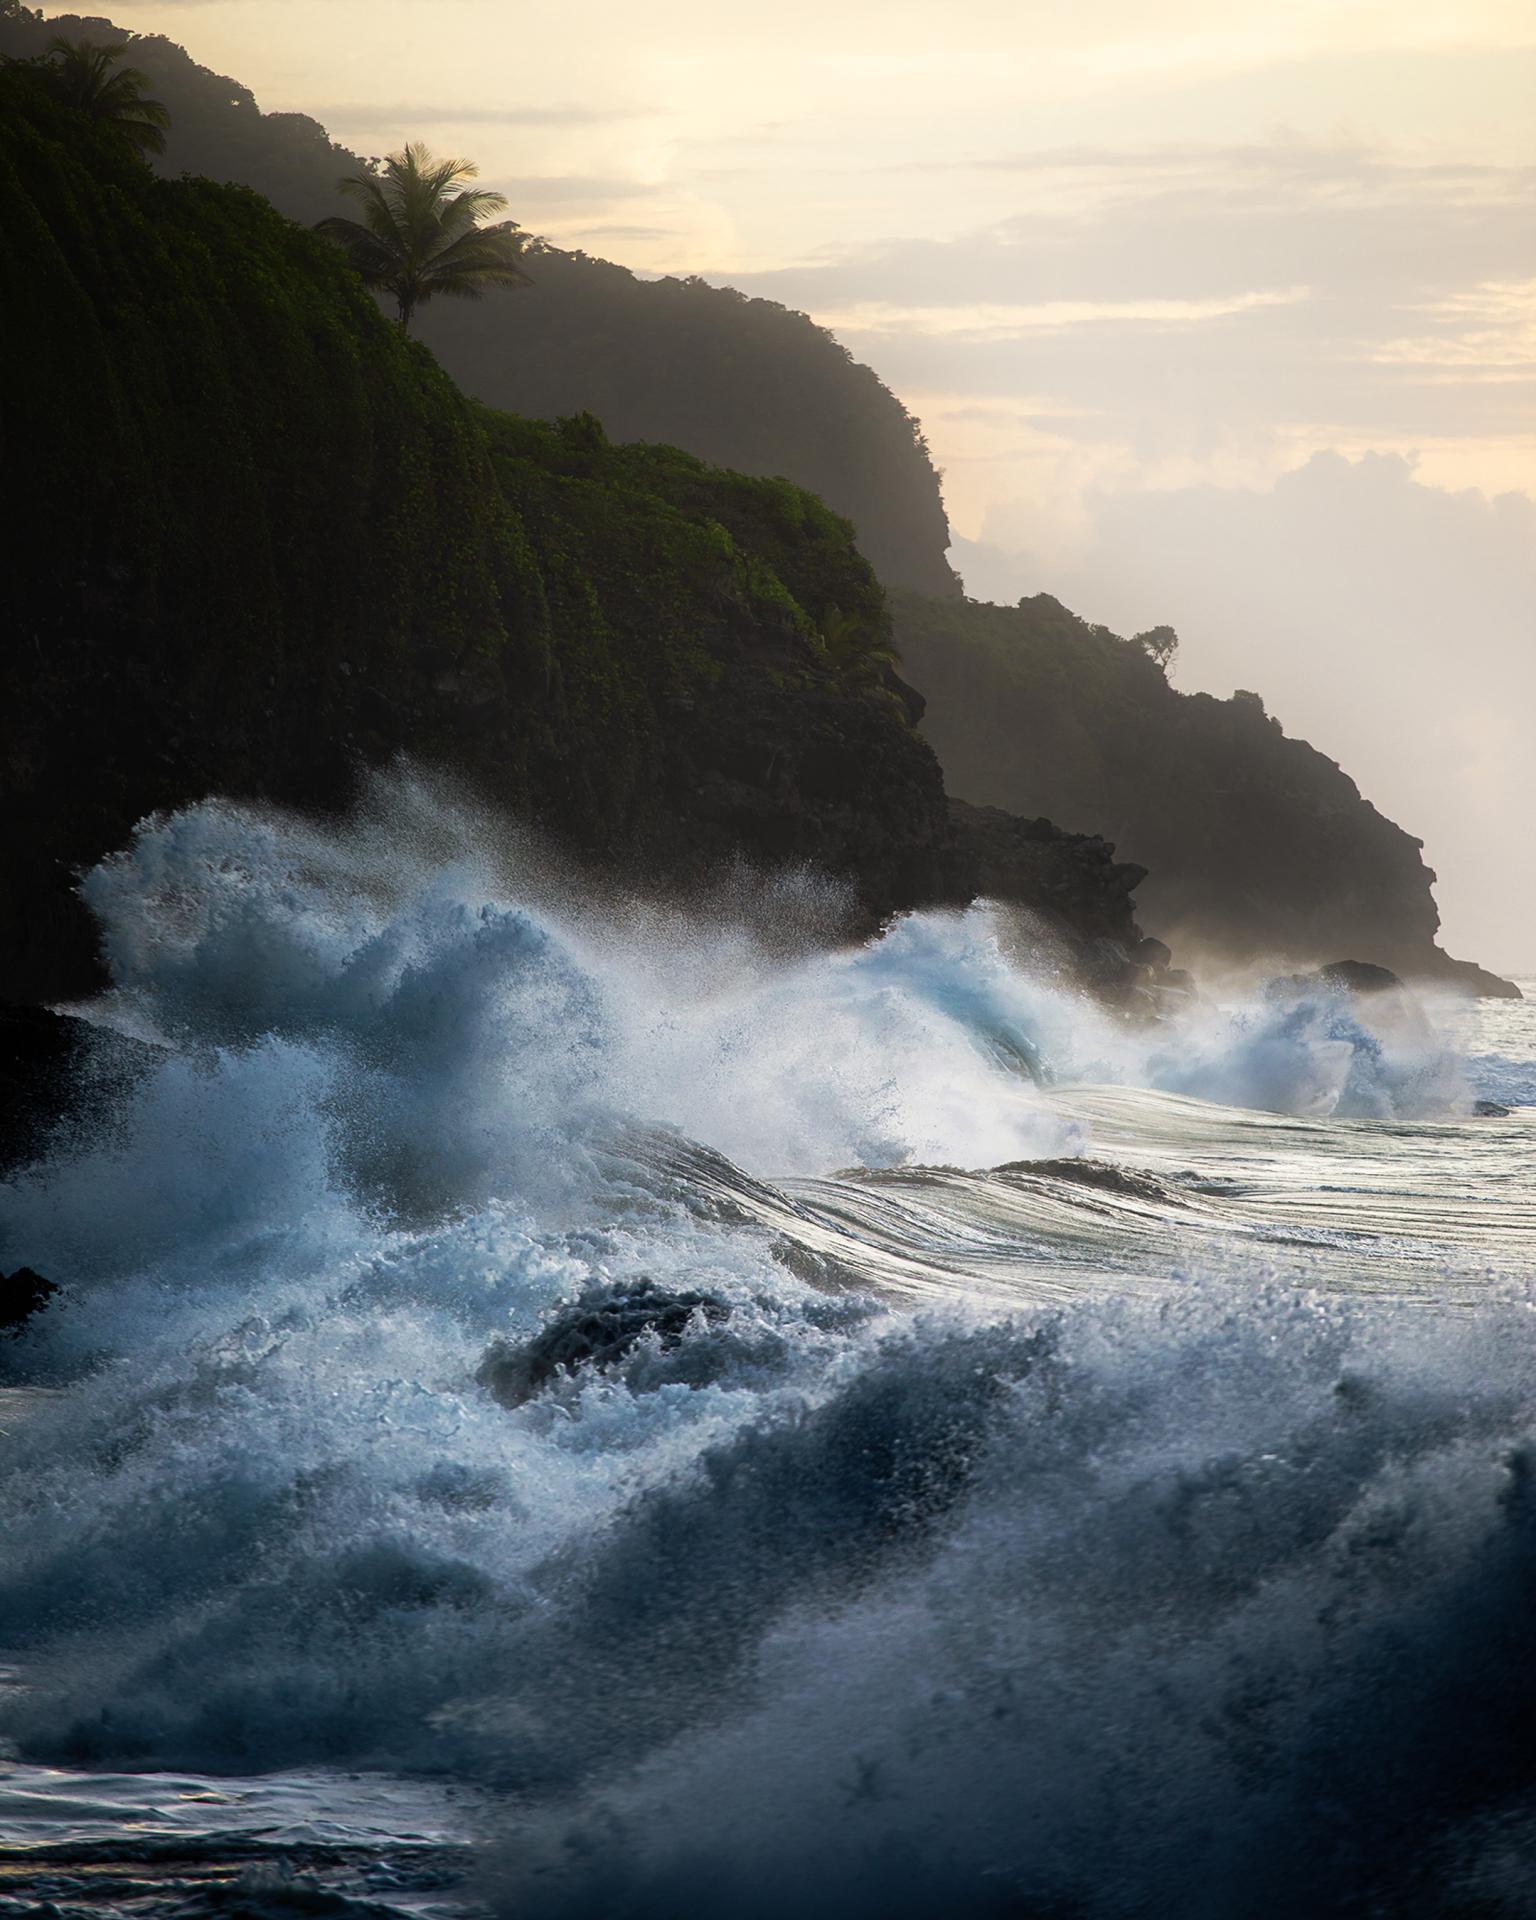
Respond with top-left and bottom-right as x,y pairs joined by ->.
894,591 -> 1504,986
0,9 -> 959,595
0,67 -> 951,1001
418,256 -> 960,597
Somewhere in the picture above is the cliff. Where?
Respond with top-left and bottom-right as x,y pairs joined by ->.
0,70 -> 1142,1012
893,591 -> 1516,996
0,9 -> 960,598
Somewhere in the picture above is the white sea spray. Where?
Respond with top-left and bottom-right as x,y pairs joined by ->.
0,780 -> 1531,1919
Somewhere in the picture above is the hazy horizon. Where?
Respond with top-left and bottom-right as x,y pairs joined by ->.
86,0 -> 1536,964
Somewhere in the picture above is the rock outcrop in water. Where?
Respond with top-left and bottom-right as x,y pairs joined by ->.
1297,960 -> 1405,998
947,799 -> 1160,998
478,1281 -> 734,1407
0,1268 -> 56,1339
1,1003 -> 163,1182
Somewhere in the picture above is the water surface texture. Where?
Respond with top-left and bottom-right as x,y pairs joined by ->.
2,788 -> 1533,1919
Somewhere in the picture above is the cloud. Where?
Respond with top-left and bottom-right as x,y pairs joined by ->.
813,289 -> 1309,338
502,175 -> 660,208
312,102 -> 653,130
728,147 -> 1536,310
965,141 -> 1530,188
550,223 -> 681,242
697,141 -> 1534,502
956,452 -> 1536,966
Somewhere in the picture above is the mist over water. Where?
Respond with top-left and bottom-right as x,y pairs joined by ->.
1,781 -> 1533,1919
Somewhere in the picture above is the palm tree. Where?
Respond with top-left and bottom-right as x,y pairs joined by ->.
316,143 -> 531,334
44,37 -> 170,156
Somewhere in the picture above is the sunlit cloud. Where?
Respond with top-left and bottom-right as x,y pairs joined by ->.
812,289 -> 1310,340
311,102 -> 655,129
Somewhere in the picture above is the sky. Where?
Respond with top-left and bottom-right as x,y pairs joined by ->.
97,0 -> 1536,963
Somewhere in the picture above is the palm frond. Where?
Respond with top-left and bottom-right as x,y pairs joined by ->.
314,214 -> 399,287
318,140 -> 532,330
43,36 -> 170,153
422,222 -> 529,272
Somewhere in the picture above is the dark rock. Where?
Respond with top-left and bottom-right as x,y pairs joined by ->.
1,1004 -> 84,1180
478,1280 -> 732,1408
1473,1100 -> 1512,1118
1,1267 -> 57,1337
1314,959 -> 1405,996
0,1003 -> 163,1180
1440,963 -> 1524,1002
945,798 -> 1157,1000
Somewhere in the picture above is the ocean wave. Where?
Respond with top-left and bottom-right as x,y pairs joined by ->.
2,784 -> 1534,1918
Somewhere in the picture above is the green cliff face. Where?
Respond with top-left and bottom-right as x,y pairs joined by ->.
894,591 -> 1513,994
0,9 -> 960,599
0,70 -> 953,1001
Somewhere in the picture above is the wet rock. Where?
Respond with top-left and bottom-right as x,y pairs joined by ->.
1271,959 -> 1412,1008
478,1280 -> 732,1408
1313,959 -> 1405,997
1473,1100 -> 1512,1118
1,1267 -> 57,1337
945,798 -> 1163,1002
1,1003 -> 82,1178
0,1002 -> 163,1179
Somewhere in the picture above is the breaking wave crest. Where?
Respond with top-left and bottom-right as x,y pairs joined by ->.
1,780 -> 1532,1918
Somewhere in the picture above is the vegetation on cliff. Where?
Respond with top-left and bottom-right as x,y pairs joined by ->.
893,591 -> 1513,992
0,65 -> 959,1002
0,8 -> 959,597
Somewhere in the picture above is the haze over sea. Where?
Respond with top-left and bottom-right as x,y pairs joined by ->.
1,785 -> 1532,1918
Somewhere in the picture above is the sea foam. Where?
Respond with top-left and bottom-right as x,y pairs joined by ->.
1,779 -> 1530,1919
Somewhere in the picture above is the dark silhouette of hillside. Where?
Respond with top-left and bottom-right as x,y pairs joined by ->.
894,591 -> 1515,994
0,65 -> 1151,1010
0,9 -> 958,597
4,9 -> 1503,999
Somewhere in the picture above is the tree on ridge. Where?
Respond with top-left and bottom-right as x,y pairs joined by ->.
1133,624 -> 1180,675
43,36 -> 171,155
316,142 -> 531,334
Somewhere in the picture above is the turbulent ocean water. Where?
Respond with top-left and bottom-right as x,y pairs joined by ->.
1,782 -> 1533,1919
